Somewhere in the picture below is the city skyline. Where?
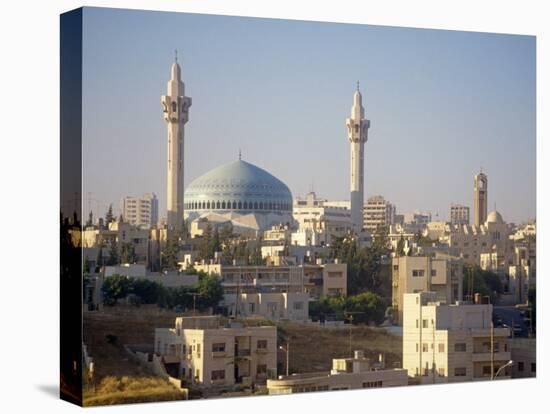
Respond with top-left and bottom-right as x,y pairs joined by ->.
82,7 -> 536,224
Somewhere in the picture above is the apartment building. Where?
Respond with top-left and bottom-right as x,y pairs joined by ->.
82,220 -> 150,264
293,192 -> 353,246
267,350 -> 407,395
363,195 -> 395,233
155,317 -> 277,387
223,292 -> 309,321
122,193 -> 159,229
450,204 -> 470,226
392,255 -> 463,325
403,292 -> 511,384
194,262 -> 347,320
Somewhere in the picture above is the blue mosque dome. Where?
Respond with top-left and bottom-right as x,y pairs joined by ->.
184,160 -> 293,214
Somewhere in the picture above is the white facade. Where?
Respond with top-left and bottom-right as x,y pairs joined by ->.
403,292 -> 511,384
223,292 -> 309,321
292,192 -> 352,246
122,193 -> 159,229
450,204 -> 470,226
363,195 -> 395,233
155,318 -> 277,387
346,84 -> 370,232
392,255 -> 463,325
267,350 -> 407,395
161,57 -> 192,232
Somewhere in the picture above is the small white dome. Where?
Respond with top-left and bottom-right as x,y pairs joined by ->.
486,210 -> 504,224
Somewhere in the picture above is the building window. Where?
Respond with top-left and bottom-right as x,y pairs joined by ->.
171,101 -> 177,112
531,363 -> 536,373
412,270 -> 425,277
518,362 -> 524,372
482,366 -> 492,376
454,367 -> 467,377
454,343 -> 466,352
393,265 -> 399,270
363,381 -> 383,388
257,340 -> 268,349
431,270 -> 437,277
294,302 -> 304,310
416,319 -> 419,328
416,343 -> 419,352
196,343 -> 201,357
438,343 -> 445,353
249,303 -> 255,313
257,364 -> 267,375
211,370 -> 225,381
422,343 -> 429,352
422,319 -> 428,328
212,343 -> 225,353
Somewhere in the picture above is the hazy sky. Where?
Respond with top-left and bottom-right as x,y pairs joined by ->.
82,7 -> 536,224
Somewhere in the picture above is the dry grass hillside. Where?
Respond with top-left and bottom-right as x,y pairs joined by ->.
83,305 -> 402,405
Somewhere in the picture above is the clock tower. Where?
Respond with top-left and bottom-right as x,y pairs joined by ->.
473,171 -> 488,226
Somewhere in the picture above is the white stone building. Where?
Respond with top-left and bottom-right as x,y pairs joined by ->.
450,204 -> 470,226
267,350 -> 407,395
403,292 -> 511,384
391,255 -> 463,325
122,193 -> 159,229
292,192 -> 352,246
154,317 -> 277,387
363,195 -> 395,233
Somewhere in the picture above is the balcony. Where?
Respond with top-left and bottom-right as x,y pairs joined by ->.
212,351 -> 227,358
236,349 -> 251,357
471,351 -> 511,362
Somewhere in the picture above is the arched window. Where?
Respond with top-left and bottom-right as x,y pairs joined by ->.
222,201 -> 226,209
244,201 -> 248,209
238,201 -> 242,209
232,201 -> 237,209
216,201 -> 221,209
207,201 -> 211,209
172,102 -> 177,112
254,202 -> 258,209
268,202 -> 273,210
259,202 -> 263,210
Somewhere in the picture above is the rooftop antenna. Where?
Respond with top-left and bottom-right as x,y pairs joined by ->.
356,80 -> 360,91
238,148 -> 242,161
174,49 -> 178,63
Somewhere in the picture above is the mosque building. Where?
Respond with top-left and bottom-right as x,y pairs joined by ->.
183,157 -> 293,233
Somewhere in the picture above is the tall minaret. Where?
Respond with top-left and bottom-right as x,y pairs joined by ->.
161,52 -> 192,232
473,170 -> 488,226
346,82 -> 370,232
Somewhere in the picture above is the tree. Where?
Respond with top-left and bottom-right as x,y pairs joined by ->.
198,224 -> 214,260
196,273 -> 223,310
106,240 -> 119,266
345,291 -> 386,325
120,242 -> 137,264
161,236 -> 179,271
105,204 -> 114,225
462,265 -> 502,304
102,274 -> 131,305
86,211 -> 93,227
131,279 -> 164,304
